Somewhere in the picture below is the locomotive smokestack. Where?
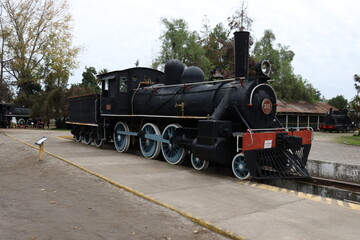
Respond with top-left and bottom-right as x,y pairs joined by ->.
234,31 -> 250,78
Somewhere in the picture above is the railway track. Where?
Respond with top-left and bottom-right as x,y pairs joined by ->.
303,177 -> 360,194
258,176 -> 360,203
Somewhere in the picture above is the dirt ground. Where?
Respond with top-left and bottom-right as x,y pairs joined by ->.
0,131 -> 228,240
312,131 -> 356,143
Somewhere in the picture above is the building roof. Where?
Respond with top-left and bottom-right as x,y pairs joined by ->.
276,100 -> 338,114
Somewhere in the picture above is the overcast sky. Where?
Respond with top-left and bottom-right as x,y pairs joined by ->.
68,0 -> 360,101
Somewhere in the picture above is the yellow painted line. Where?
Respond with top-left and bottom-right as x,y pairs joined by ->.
288,190 -> 296,195
58,136 -> 73,140
238,180 -> 360,211
4,133 -> 247,240
308,195 -> 322,202
257,183 -> 280,192
326,198 -> 332,205
349,203 -> 360,211
337,200 -> 344,207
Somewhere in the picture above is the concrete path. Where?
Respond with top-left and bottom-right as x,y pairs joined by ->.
310,132 -> 360,165
2,129 -> 360,240
308,132 -> 360,183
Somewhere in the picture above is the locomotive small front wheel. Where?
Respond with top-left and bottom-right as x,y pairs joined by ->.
139,123 -> 161,159
114,122 -> 130,153
190,153 -> 209,171
161,124 -> 186,165
232,153 -> 251,180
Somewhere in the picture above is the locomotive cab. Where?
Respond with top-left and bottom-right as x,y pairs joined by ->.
98,68 -> 164,115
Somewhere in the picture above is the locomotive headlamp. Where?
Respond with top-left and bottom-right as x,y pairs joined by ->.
255,60 -> 271,77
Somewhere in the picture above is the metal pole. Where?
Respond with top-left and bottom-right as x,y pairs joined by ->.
39,142 -> 44,161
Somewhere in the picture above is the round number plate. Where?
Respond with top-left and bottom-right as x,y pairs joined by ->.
261,98 -> 273,115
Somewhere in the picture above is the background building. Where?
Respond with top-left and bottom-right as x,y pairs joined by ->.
276,101 -> 337,130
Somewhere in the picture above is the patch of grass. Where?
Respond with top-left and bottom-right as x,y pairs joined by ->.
339,134 -> 360,146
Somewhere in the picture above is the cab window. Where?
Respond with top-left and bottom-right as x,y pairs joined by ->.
119,77 -> 127,92
102,79 -> 109,97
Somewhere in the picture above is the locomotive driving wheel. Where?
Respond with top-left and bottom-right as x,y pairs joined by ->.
94,138 -> 104,148
83,132 -> 92,145
139,123 -> 161,159
190,153 -> 209,171
75,133 -> 82,143
232,153 -> 251,180
114,121 -> 130,152
161,124 -> 186,165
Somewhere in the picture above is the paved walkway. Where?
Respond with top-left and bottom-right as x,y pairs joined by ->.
2,129 -> 360,240
309,132 -> 360,165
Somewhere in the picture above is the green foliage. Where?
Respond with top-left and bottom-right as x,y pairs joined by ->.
152,18 -> 211,76
327,95 -> 348,110
227,2 -> 253,32
98,68 -> 109,75
134,59 -> 139,67
355,74 -> 360,92
339,135 -> 360,146
153,15 -> 322,102
0,0 -> 80,107
351,74 -> 360,133
30,87 -> 67,124
81,66 -> 100,94
201,23 -> 233,77
253,29 -> 321,102
0,79 -> 13,103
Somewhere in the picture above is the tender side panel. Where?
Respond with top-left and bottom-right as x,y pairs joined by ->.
68,94 -> 98,124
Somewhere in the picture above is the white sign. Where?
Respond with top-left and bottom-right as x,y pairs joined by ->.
35,136 -> 47,145
264,140 -> 272,149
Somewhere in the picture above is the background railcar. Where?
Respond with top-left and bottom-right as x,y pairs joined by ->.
0,103 -> 31,128
320,109 -> 357,132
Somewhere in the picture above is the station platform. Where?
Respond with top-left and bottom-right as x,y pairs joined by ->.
308,132 -> 360,183
2,129 -> 360,240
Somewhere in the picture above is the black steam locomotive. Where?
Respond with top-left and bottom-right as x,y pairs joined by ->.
0,103 -> 31,127
320,109 -> 357,132
67,31 -> 313,180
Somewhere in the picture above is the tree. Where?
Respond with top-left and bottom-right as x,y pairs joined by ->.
351,74 -> 360,130
0,81 -> 12,102
253,29 -> 321,102
0,5 -> 13,102
355,74 -> 360,93
201,23 -> 233,77
328,95 -> 348,110
81,66 -> 100,94
31,86 -> 67,128
152,18 -> 210,75
0,0 -> 80,107
227,1 -> 253,32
